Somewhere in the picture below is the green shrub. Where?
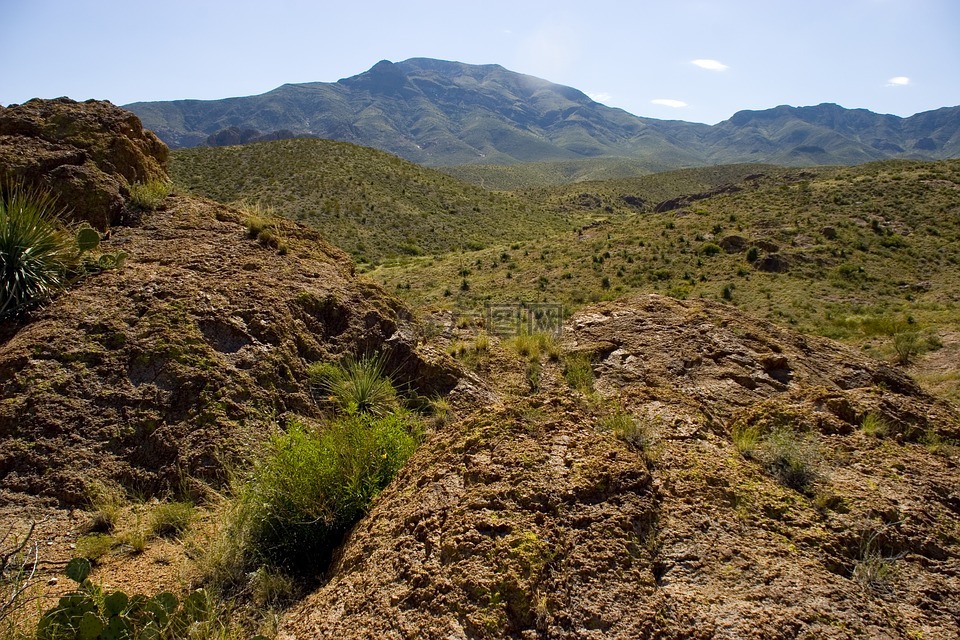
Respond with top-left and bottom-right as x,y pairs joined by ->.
733,423 -> 821,493
600,410 -> 655,453
84,481 -> 126,534
761,428 -> 820,492
0,184 -> 77,319
525,360 -> 542,392
148,502 -> 194,538
508,331 -> 555,362
221,414 -> 421,578
245,216 -> 267,239
563,353 -> 595,393
75,534 -> 116,563
892,330 -> 921,365
309,354 -> 398,416
860,412 -> 891,438
851,525 -> 900,594
127,180 -> 171,210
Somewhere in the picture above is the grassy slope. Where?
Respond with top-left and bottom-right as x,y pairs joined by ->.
169,139 -> 960,397
372,160 -> 960,375
441,157 -> 658,190
170,138 -> 573,263
516,163 -> 794,212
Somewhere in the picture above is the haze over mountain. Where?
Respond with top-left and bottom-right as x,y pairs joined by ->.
126,58 -> 960,170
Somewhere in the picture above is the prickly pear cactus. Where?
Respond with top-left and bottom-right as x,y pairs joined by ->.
36,557 -> 211,640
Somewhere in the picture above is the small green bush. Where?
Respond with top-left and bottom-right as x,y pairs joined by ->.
309,354 -> 398,416
851,525 -> 900,594
127,180 -> 172,210
525,360 -> 542,392
599,409 -> 656,453
563,353 -> 595,393
148,502 -> 195,538
508,331 -> 556,362
245,216 -> 267,239
761,428 -> 820,492
892,330 -> 921,365
700,242 -> 722,256
860,412 -> 891,438
75,534 -> 116,563
734,423 -> 821,493
220,414 -> 421,578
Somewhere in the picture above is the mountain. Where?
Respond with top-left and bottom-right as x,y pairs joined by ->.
704,103 -> 960,165
126,58 -> 960,170
127,58 -> 704,168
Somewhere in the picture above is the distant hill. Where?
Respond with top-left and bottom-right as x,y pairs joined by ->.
127,58 -> 960,170
170,138 -> 571,263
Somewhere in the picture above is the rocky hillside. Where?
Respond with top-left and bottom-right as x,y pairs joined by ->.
2,101 -> 958,640
125,58 -> 960,169
280,295 -> 960,639
0,100 -> 460,507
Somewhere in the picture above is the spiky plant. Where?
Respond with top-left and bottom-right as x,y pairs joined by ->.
309,354 -> 398,416
0,184 -> 76,319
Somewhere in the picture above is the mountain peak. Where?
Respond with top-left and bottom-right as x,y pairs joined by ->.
124,58 -> 960,165
336,59 -> 419,96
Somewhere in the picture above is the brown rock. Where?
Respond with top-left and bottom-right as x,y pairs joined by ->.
45,163 -> 123,230
0,195 -> 463,506
755,252 -> 791,272
719,235 -> 749,253
753,239 -> 780,253
0,98 -> 168,229
278,295 -> 960,638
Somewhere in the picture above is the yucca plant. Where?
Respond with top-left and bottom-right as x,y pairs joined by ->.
308,354 -> 398,416
0,184 -> 77,320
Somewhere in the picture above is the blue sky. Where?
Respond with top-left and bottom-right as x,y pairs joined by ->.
2,0 -> 957,124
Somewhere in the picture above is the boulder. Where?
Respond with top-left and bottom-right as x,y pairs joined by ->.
0,97 -> 169,230
755,252 -> 791,272
719,234 -> 749,253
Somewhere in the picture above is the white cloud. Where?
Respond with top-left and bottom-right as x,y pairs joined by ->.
651,99 -> 688,108
691,59 -> 729,71
588,92 -> 612,103
886,76 -> 910,87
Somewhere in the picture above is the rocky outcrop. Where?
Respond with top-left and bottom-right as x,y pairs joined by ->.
0,97 -> 169,229
280,396 -> 660,639
654,184 -> 742,213
718,234 -> 748,253
0,194 -> 463,506
755,252 -> 791,272
280,294 -> 960,639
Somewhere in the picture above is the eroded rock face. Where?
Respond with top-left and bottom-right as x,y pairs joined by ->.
0,196 -> 462,506
280,294 -> 960,639
280,398 -> 661,639
566,295 -> 960,638
0,97 -> 169,229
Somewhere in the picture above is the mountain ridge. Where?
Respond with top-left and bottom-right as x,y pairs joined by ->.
126,58 -> 960,169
